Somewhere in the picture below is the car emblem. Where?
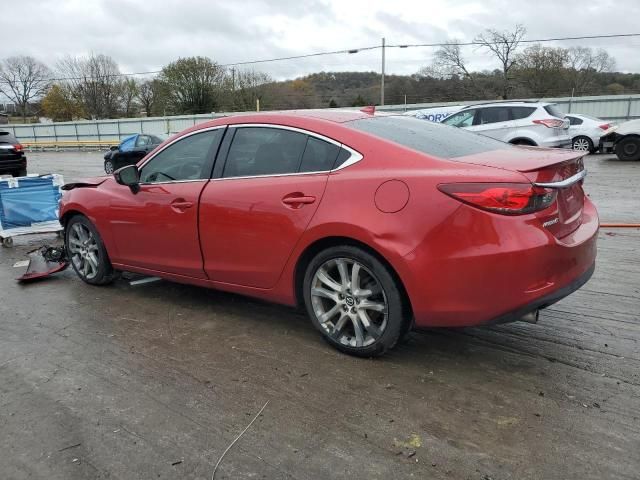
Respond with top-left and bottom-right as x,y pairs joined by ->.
345,296 -> 355,307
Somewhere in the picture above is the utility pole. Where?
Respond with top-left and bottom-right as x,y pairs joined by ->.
381,37 -> 385,106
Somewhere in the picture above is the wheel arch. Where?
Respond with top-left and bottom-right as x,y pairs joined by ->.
293,235 -> 413,318
508,137 -> 537,146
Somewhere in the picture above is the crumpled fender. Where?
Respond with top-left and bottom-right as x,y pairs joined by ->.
61,177 -> 108,191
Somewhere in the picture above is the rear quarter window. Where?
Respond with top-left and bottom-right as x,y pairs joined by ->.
544,104 -> 565,118
511,107 -> 536,120
346,116 -> 508,159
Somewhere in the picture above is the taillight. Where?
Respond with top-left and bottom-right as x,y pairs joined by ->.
598,124 -> 610,130
533,119 -> 564,128
14,144 -> 23,152
437,183 -> 556,215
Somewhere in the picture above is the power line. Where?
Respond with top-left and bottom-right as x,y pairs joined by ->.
387,32 -> 640,48
46,32 -> 640,82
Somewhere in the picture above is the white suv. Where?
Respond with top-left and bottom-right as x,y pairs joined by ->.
441,102 -> 571,148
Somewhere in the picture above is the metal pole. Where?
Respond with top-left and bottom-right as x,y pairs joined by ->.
381,37 -> 385,106
256,98 -> 260,112
404,94 -> 407,112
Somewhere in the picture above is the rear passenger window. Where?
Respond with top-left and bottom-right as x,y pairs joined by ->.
299,137 -> 339,172
568,116 -> 583,125
510,107 -> 536,120
223,127 -> 307,178
478,107 -> 509,124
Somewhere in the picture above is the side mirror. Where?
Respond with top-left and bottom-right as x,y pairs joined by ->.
114,165 -> 140,193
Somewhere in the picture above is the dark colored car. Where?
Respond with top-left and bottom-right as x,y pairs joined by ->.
103,134 -> 163,174
0,130 -> 27,177
60,111 -> 598,358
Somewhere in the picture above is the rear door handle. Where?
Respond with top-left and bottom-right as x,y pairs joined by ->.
171,199 -> 194,211
282,195 -> 316,208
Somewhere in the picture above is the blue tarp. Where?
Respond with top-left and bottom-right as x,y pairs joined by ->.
0,176 -> 62,230
119,134 -> 138,152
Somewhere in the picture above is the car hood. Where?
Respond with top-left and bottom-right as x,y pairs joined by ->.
61,176 -> 109,191
603,119 -> 640,136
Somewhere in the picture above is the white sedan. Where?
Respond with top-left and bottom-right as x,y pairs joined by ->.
566,114 -> 612,152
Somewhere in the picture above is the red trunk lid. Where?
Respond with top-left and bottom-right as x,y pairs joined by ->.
458,146 -> 587,238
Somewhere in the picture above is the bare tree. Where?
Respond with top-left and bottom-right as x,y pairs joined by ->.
137,79 -> 166,116
0,56 -> 51,121
120,78 -> 138,117
426,41 -> 486,98
474,25 -> 526,99
57,54 -> 122,119
565,47 -> 615,94
229,69 -> 272,111
515,45 -> 568,96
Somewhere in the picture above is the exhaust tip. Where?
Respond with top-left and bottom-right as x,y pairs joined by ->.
520,310 -> 539,324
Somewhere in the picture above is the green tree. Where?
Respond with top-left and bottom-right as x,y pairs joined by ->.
160,56 -> 225,114
41,84 -> 84,121
351,94 -> 367,107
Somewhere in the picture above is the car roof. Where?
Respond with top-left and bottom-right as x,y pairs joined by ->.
460,101 -> 550,109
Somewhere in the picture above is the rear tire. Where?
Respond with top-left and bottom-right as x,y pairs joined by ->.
104,159 -> 115,174
572,136 -> 594,153
302,245 -> 409,357
65,215 -> 116,285
615,136 -> 640,161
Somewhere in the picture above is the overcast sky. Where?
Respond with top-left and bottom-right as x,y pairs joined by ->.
7,0 -> 640,80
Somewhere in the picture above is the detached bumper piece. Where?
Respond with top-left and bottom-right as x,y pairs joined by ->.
17,245 -> 69,282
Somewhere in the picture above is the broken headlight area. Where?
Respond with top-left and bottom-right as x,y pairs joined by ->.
16,245 -> 69,282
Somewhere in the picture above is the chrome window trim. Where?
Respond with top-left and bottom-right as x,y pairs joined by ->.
137,125 -> 226,185
221,123 -> 363,178
534,169 -> 587,189
136,123 -> 364,185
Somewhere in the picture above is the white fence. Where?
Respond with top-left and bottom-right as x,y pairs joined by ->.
3,94 -> 640,145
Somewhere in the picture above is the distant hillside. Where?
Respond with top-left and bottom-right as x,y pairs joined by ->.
258,70 -> 640,111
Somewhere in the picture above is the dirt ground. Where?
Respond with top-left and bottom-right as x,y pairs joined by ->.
0,151 -> 638,480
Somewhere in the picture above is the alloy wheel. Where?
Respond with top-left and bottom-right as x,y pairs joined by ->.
68,223 -> 100,280
572,138 -> 591,152
104,161 -> 114,174
310,258 -> 388,348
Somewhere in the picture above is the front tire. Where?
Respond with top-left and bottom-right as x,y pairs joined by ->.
615,136 -> 640,161
302,245 -> 409,357
12,168 -> 27,177
65,215 -> 116,285
572,136 -> 594,153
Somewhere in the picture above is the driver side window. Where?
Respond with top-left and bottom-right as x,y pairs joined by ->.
139,129 -> 223,183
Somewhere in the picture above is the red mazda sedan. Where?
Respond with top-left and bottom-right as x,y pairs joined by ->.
59,110 -> 598,357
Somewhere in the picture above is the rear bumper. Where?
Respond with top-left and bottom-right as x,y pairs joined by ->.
0,156 -> 27,173
486,262 -> 594,325
401,197 -> 599,328
541,135 -> 572,149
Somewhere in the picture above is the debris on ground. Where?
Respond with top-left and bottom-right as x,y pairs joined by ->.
16,245 -> 68,282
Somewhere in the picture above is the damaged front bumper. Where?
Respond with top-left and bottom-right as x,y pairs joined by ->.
17,245 -> 69,282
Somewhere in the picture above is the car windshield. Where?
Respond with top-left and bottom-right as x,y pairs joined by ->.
544,104 -> 565,118
345,115 -> 508,158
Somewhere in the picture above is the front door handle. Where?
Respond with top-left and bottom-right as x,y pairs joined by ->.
282,194 -> 316,208
171,199 -> 194,211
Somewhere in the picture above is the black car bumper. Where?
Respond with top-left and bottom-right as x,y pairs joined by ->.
0,155 -> 27,174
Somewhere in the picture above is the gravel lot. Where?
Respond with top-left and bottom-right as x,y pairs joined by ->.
0,151 -> 638,480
